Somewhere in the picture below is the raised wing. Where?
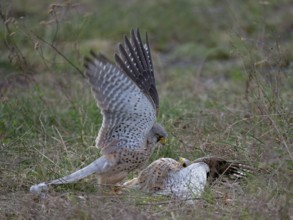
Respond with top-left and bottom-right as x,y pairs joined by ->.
84,51 -> 156,153
115,29 -> 159,113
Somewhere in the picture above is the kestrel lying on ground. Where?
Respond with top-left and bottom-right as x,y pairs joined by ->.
30,29 -> 167,194
123,156 -> 252,201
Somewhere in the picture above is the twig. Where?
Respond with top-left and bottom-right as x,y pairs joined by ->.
266,115 -> 293,161
32,32 -> 85,78
170,131 -> 190,150
0,7 -> 30,72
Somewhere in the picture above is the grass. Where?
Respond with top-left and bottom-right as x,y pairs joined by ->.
1,0 -> 292,219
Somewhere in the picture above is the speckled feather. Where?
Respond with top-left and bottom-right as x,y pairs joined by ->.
136,158 -> 182,192
84,51 -> 156,154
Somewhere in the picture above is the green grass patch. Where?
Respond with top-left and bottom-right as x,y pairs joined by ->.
0,0 -> 292,219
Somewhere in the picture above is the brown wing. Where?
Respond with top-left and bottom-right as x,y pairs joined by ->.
192,156 -> 254,181
114,28 -> 159,113
137,158 -> 181,192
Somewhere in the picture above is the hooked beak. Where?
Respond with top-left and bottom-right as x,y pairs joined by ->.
159,137 -> 166,145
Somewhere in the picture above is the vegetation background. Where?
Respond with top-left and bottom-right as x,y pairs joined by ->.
0,0 -> 292,219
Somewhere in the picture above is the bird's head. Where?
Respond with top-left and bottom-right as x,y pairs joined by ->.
151,123 -> 168,145
178,157 -> 191,168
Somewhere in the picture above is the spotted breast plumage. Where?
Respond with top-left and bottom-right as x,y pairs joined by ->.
30,29 -> 167,194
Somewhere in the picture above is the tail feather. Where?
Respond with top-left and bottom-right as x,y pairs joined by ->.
48,156 -> 109,184
192,156 -> 254,181
30,156 -> 110,194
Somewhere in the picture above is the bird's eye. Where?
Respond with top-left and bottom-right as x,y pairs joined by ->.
182,163 -> 187,168
156,136 -> 161,143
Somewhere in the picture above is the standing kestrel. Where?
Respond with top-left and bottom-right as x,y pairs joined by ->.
30,29 -> 167,194
123,156 -> 252,201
